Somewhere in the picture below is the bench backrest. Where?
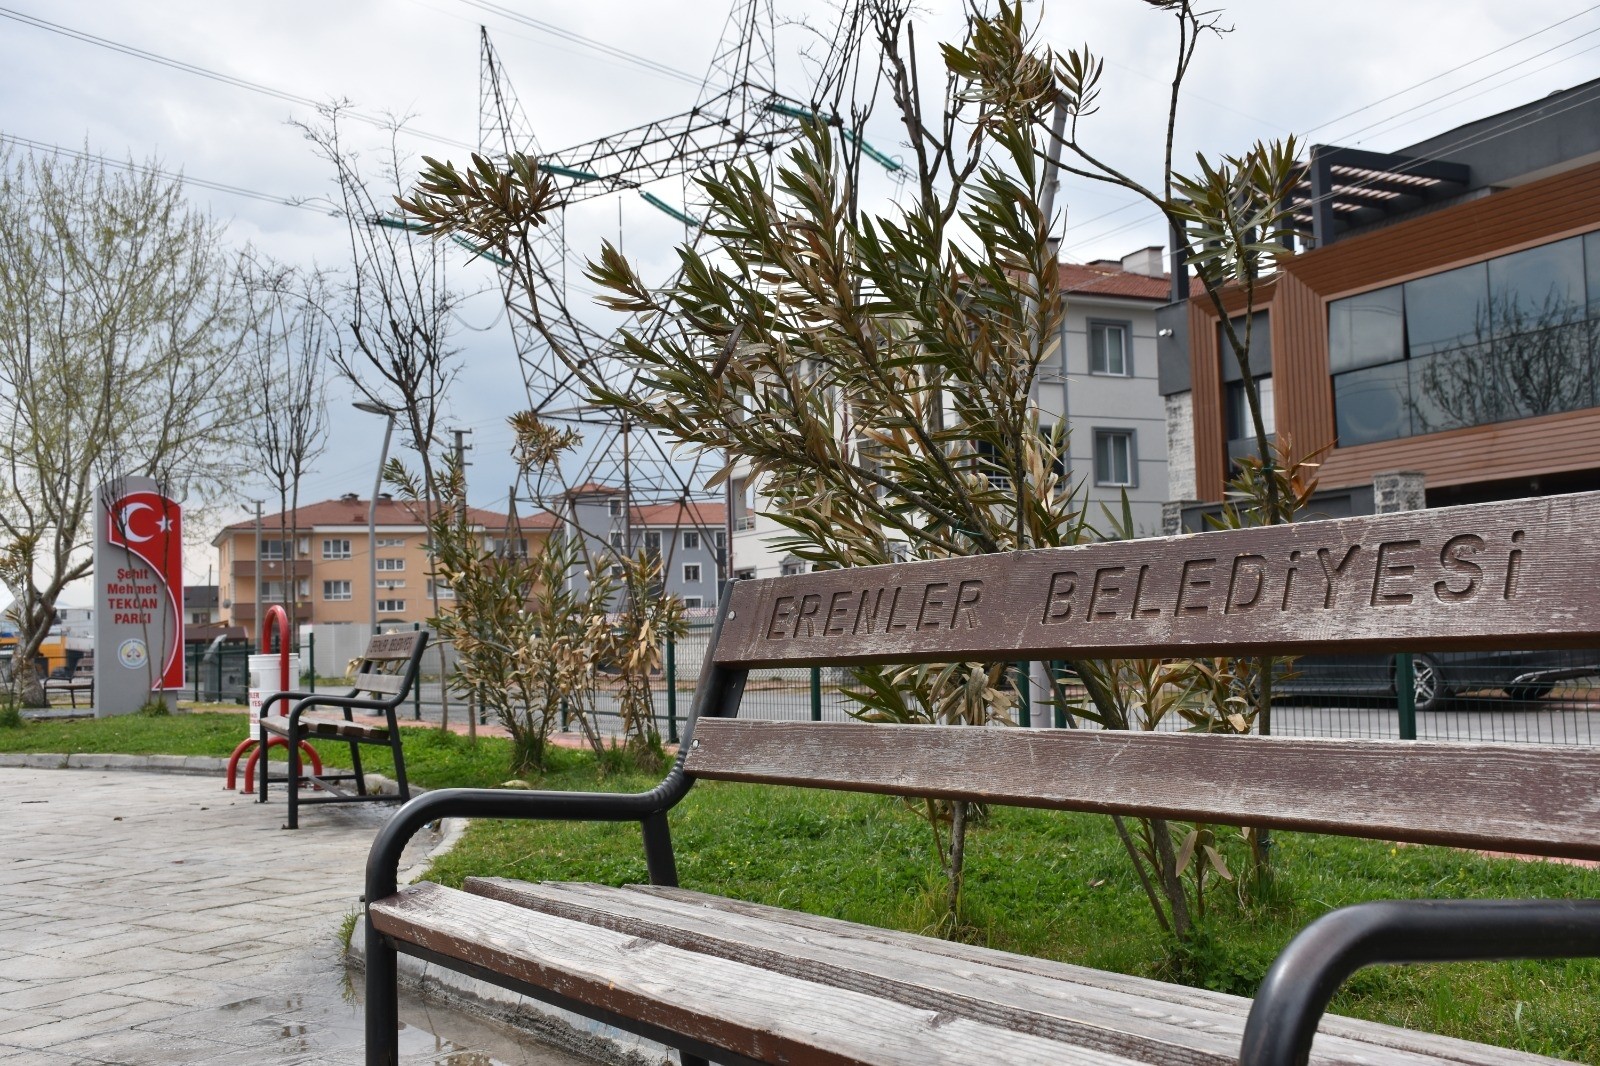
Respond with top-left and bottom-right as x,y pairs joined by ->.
347,630 -> 429,699
682,491 -> 1600,859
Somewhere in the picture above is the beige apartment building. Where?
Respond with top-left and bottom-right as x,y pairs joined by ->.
213,494 -> 552,640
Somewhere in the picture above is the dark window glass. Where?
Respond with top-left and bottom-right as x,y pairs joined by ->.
1093,430 -> 1134,487
1334,362 -> 1410,446
1489,237 -> 1584,335
1226,377 -> 1274,442
1407,346 -> 1489,436
1328,286 -> 1404,372
1587,231 -> 1600,315
1493,322 -> 1594,419
1089,321 -> 1129,375
1403,263 -> 1489,357
1219,312 -> 1271,382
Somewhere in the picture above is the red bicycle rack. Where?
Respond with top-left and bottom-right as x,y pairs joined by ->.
224,604 -> 322,792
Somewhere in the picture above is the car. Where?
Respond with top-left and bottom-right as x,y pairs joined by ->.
1272,648 -> 1600,712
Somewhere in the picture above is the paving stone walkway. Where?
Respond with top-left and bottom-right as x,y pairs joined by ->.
0,767 -> 593,1065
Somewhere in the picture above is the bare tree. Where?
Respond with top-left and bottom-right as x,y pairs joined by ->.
299,105 -> 460,559
239,254 -> 335,622
0,143 -> 249,704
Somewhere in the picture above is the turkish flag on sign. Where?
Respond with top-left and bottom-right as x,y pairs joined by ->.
107,490 -> 184,689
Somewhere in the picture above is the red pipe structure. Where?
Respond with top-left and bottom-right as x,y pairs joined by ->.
225,604 -> 322,791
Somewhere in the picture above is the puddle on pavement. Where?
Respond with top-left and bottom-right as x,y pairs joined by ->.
197,960 -> 598,1065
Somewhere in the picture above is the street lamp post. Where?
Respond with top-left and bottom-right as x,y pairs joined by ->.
353,401 -> 397,635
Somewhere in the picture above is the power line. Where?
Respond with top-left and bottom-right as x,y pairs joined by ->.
0,132 -> 325,212
0,5 -> 478,153
1322,20 -> 1600,145
457,0 -> 704,88
1306,3 -> 1600,136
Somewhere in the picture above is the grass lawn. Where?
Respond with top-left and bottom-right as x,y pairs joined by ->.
4,711 -> 1596,1060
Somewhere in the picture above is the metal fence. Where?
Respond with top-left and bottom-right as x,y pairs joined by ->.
612,628 -> 1600,748
192,621 -> 1598,749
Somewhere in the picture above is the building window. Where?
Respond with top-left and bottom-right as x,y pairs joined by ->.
608,499 -> 622,516
322,539 -> 351,560
780,560 -> 805,577
376,579 -> 406,590
682,596 -> 704,609
734,568 -> 756,580
261,581 -> 287,601
644,530 -> 661,552
1089,320 -> 1130,375
376,558 -> 405,571
259,539 -> 287,561
609,565 -> 625,578
683,563 -> 701,583
682,530 -> 700,551
715,530 -> 726,551
298,579 -> 310,598
190,611 -> 211,625
428,579 -> 456,600
376,536 -> 407,547
323,581 -> 352,601
376,599 -> 405,613
1225,377 -> 1275,442
1328,232 -> 1599,446
1093,430 -> 1136,487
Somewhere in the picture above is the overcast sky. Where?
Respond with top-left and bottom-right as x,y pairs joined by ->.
5,0 -> 1600,590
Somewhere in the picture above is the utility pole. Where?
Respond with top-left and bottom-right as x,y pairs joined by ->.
252,500 -> 263,643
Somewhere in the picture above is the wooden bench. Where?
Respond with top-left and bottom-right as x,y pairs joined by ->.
363,493 -> 1600,1066
257,630 -> 428,829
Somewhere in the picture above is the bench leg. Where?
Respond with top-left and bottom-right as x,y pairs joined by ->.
258,722 -> 269,804
286,730 -> 301,830
364,917 -> 400,1066
389,732 -> 409,801
350,740 -> 368,796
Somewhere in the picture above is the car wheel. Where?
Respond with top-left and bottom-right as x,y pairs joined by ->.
1505,682 -> 1554,702
1399,654 -> 1448,713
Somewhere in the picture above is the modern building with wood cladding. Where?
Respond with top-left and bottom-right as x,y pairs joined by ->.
1159,78 -> 1600,527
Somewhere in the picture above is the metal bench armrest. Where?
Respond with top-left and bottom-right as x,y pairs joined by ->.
1241,898 -> 1600,1066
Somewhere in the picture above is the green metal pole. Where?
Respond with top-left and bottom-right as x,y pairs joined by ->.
665,632 -> 679,745
1396,652 -> 1417,740
1051,661 -> 1067,728
561,696 -> 570,732
810,667 -> 822,722
1017,662 -> 1031,727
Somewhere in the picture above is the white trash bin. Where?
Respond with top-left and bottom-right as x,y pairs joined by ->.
247,652 -> 301,737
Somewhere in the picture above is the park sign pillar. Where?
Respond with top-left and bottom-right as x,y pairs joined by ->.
93,477 -> 184,716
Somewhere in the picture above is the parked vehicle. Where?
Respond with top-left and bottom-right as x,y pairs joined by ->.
1275,648 -> 1599,713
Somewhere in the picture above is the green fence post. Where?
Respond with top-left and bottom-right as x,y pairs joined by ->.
561,696 -> 570,732
307,631 -> 316,694
1017,662 -> 1031,727
215,651 -> 223,703
1050,660 -> 1067,728
1395,652 -> 1417,740
665,633 -> 679,745
810,666 -> 822,722
191,646 -> 199,702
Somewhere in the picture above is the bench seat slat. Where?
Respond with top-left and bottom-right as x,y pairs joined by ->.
261,716 -> 388,741
684,720 -> 1600,861
465,879 -> 1540,1066
371,881 -> 1148,1066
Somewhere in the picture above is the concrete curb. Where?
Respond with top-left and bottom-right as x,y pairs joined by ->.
0,752 -> 236,775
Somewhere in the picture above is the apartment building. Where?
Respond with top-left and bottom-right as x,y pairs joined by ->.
558,483 -> 727,608
213,494 -> 552,639
729,250 -> 1172,578
1159,78 -> 1600,527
